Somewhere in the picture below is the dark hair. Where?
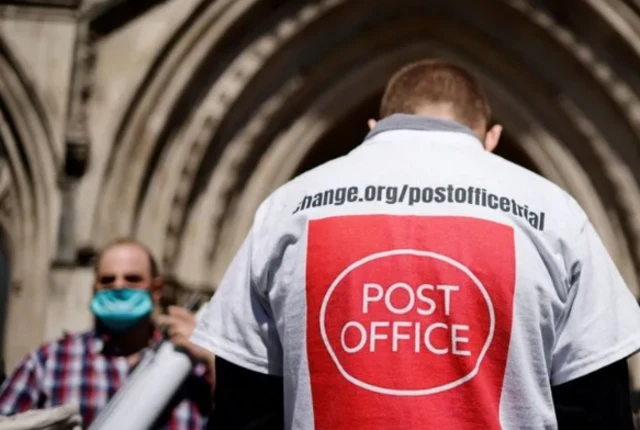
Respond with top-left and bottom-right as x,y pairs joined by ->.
94,238 -> 160,278
380,59 -> 492,130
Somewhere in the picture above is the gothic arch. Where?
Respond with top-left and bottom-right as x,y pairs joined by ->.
94,0 -> 262,246
99,0 -> 640,302
0,37 -> 59,365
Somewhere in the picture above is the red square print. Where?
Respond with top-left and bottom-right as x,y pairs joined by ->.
306,215 -> 516,429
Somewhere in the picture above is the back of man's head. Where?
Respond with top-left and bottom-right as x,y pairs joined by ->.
380,60 -> 491,134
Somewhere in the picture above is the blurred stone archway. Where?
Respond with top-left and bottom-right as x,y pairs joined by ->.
89,0 -> 640,390
94,0 -> 640,301
0,35 -> 58,368
3,0 -> 640,390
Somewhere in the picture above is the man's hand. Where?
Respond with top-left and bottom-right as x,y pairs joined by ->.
155,306 -> 215,384
156,306 -> 196,349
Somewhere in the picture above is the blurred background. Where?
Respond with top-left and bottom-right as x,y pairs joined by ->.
0,0 -> 639,412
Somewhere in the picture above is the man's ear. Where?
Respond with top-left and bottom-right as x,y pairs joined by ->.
483,124 -> 503,152
367,119 -> 377,130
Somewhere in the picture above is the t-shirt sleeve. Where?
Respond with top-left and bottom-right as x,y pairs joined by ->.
190,225 -> 283,376
550,219 -> 640,386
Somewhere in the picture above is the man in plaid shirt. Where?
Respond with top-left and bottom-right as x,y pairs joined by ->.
0,238 -> 215,429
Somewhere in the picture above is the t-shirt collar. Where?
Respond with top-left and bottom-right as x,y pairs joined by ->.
364,114 -> 484,150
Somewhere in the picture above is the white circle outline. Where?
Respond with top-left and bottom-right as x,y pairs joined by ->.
319,249 -> 496,397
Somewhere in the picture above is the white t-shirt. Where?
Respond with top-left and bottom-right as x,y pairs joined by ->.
191,114 -> 640,429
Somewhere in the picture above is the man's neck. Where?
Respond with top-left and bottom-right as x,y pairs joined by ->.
100,319 -> 155,357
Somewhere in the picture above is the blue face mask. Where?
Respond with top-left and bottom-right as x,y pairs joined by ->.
90,288 -> 154,332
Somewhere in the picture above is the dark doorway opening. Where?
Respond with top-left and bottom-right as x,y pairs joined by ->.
294,93 -> 541,177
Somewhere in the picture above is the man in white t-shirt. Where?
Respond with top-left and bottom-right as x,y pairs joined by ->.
192,59 -> 640,429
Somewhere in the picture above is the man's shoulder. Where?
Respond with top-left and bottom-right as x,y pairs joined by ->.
486,152 -> 560,190
487,152 -> 578,206
29,331 -> 95,361
484,154 -> 589,239
252,156 -> 346,218
263,155 -> 351,205
49,330 -> 95,346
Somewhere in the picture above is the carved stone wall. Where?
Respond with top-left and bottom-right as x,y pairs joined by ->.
0,0 -> 639,395
0,6 -> 63,369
